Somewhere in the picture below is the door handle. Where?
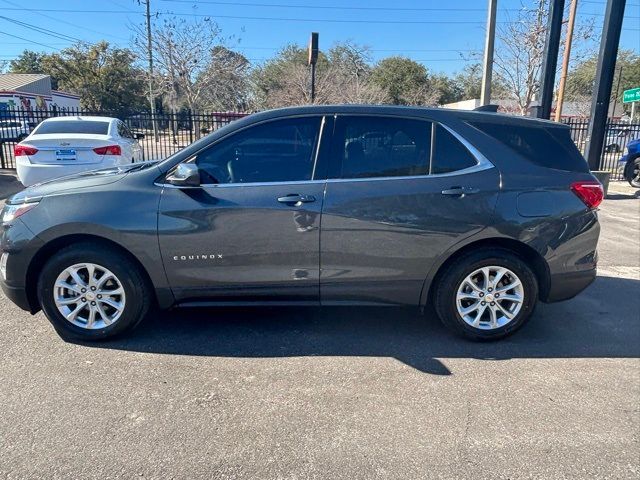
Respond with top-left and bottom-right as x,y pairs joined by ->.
277,194 -> 316,204
441,186 -> 480,196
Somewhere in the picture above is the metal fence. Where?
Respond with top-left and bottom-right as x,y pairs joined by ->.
0,107 -> 638,180
562,118 -> 640,180
0,107 -> 248,169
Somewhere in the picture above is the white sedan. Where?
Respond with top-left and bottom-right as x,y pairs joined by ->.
15,116 -> 145,186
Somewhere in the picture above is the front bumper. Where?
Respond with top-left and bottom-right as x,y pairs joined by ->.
0,218 -> 43,313
543,267 -> 597,303
0,279 -> 32,311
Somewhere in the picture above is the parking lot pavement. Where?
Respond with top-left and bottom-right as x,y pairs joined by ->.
0,180 -> 638,479
0,170 -> 23,200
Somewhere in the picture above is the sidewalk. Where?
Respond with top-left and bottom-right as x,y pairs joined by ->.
606,180 -> 639,199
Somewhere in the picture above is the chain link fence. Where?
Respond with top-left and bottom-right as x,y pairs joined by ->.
1,107 -> 638,180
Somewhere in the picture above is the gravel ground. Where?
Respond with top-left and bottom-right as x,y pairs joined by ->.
0,180 -> 638,479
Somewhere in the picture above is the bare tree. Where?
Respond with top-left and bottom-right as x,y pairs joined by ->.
133,16 -> 240,113
493,0 -> 548,114
250,42 -> 389,109
493,0 -> 594,114
199,47 -> 252,111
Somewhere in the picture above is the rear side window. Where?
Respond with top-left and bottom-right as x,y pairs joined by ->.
34,120 -> 110,135
431,124 -> 478,174
332,116 -> 431,178
469,121 -> 588,172
331,116 -> 480,179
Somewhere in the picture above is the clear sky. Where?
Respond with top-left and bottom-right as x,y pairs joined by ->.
0,0 -> 638,75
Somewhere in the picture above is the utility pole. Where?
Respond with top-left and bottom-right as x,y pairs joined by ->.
308,32 -> 319,104
480,0 -> 497,106
145,0 -> 159,142
610,65 -> 623,121
585,0 -> 626,171
554,0 -> 578,121
537,0 -> 565,119
168,37 -> 178,145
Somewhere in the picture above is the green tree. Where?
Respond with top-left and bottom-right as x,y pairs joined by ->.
42,42 -> 147,114
9,50 -> 58,89
565,50 -> 640,114
370,57 -> 432,105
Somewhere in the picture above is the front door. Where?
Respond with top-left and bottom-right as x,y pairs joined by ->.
158,116 -> 328,304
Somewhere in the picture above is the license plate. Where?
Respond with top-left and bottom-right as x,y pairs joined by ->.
56,149 -> 76,160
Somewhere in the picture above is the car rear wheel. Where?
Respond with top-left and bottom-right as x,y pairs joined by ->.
434,249 -> 538,341
37,243 -> 151,340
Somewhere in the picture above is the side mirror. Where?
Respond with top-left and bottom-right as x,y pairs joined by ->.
134,132 -> 145,139
166,163 -> 201,187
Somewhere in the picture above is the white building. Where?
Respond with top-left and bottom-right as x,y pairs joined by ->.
0,73 -> 80,113
443,97 -> 625,119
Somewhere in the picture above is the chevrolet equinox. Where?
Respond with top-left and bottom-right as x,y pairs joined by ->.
0,106 -> 602,341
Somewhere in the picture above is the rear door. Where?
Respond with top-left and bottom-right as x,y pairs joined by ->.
320,115 -> 501,306
158,115 -> 331,304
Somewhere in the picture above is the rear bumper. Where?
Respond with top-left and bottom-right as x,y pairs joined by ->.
543,267 -> 597,303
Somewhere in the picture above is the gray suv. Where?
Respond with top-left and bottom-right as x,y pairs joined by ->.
0,105 -> 602,341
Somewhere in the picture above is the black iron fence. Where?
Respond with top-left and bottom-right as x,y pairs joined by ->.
0,107 -> 248,169
562,118 -> 640,180
0,107 -> 637,180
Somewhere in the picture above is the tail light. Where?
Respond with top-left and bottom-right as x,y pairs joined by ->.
571,181 -> 604,209
14,145 -> 38,156
93,145 -> 122,155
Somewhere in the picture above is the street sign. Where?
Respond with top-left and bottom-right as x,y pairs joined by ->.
623,87 -> 640,103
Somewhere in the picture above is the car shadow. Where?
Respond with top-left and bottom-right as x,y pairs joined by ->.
82,275 -> 640,375
0,172 -> 24,200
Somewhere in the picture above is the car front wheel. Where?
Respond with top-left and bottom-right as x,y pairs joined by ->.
434,249 -> 538,341
37,243 -> 151,340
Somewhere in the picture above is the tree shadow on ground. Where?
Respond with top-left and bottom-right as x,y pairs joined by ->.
83,275 -> 640,375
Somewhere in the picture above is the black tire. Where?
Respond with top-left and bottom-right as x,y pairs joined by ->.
37,243 -> 151,341
434,249 -> 538,341
624,157 -> 640,188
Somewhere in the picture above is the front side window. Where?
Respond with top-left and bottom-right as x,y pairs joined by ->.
195,117 -> 321,184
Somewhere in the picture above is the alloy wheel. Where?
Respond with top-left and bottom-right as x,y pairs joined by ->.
455,266 -> 524,330
53,263 -> 126,330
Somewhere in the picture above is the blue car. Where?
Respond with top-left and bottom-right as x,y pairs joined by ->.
619,138 -> 640,187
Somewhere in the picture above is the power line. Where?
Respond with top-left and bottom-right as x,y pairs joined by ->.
158,0 -> 639,17
159,0 -> 501,11
0,0 -> 130,42
0,16 -> 84,43
2,6 -> 638,23
0,31 -> 62,51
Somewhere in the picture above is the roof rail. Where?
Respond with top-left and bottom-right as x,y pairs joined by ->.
473,104 -> 499,112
